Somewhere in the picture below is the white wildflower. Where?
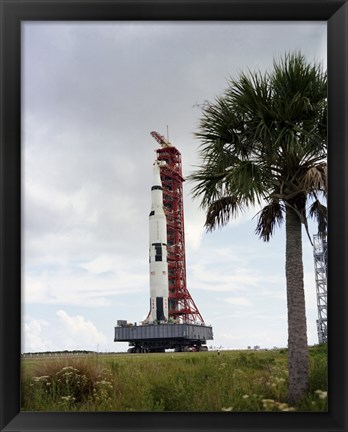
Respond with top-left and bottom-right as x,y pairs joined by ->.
222,406 -> 233,411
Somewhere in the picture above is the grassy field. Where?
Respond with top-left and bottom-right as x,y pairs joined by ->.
21,345 -> 327,412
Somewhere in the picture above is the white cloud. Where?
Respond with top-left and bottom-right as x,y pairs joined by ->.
187,242 -> 282,294
191,267 -> 261,292
23,316 -> 53,352
23,266 -> 147,307
56,310 -> 107,350
81,254 -> 124,274
224,296 -> 253,307
184,216 -> 205,251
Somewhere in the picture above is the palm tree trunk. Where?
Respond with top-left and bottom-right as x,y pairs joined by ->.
285,205 -> 308,405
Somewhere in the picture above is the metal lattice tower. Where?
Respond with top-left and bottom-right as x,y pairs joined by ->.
150,131 -> 205,324
313,234 -> 328,344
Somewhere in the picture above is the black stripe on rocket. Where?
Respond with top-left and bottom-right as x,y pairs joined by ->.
156,297 -> 166,321
152,242 -> 166,262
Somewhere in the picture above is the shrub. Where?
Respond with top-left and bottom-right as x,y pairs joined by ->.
21,357 -> 111,411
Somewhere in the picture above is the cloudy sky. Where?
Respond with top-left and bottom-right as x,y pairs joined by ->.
22,21 -> 327,353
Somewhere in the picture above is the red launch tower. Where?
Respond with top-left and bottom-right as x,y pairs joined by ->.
150,131 -> 205,325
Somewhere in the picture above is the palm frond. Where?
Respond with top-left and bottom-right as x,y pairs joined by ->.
255,200 -> 284,241
309,199 -> 327,235
189,167 -> 228,209
224,160 -> 268,205
204,195 -> 242,231
301,163 -> 327,196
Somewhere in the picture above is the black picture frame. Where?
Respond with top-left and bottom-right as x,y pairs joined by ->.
1,1 -> 347,431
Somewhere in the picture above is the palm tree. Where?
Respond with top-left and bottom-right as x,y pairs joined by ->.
189,52 -> 327,404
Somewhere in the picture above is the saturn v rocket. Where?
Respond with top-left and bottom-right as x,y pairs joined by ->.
114,134 -> 213,352
146,160 -> 169,323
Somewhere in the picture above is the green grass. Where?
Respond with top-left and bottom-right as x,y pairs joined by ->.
21,345 -> 327,412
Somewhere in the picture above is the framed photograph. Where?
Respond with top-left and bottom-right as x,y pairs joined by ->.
1,1 -> 347,431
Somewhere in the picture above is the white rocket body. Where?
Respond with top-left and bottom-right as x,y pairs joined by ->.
147,160 -> 169,322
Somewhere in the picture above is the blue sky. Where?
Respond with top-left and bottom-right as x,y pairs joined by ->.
22,21 -> 326,352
